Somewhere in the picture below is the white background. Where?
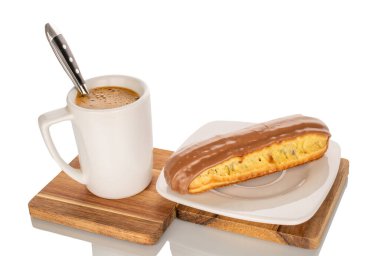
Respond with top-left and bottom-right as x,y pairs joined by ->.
1,0 -> 379,255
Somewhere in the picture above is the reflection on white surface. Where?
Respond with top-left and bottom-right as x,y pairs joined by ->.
32,217 -> 322,256
30,179 -> 346,256
167,220 -> 319,256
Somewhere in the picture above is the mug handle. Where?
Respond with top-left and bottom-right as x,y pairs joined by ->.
38,107 -> 86,184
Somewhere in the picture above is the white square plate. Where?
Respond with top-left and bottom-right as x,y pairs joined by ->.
156,121 -> 340,225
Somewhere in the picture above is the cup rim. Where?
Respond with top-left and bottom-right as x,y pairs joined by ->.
67,74 -> 149,112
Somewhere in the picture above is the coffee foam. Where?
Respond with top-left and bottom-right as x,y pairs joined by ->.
75,86 -> 140,109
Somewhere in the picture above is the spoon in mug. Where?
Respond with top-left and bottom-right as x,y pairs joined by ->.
45,23 -> 89,95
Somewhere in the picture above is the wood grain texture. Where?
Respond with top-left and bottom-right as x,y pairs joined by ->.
28,148 -> 176,245
176,159 -> 349,249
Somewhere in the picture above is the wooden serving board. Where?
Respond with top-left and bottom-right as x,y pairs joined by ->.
28,148 -> 177,245
176,158 -> 349,249
29,148 -> 348,249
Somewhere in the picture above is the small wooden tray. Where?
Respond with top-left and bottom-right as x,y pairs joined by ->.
29,148 -> 348,249
176,159 -> 349,249
28,148 -> 177,245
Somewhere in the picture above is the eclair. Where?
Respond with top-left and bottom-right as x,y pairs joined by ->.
164,115 -> 331,194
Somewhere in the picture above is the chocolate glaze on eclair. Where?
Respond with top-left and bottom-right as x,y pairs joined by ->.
164,115 -> 330,194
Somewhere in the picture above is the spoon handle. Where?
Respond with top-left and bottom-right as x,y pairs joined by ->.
45,23 -> 89,95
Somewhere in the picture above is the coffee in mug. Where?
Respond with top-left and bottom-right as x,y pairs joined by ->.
75,86 -> 140,109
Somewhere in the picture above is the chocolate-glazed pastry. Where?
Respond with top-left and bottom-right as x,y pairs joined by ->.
164,115 -> 330,194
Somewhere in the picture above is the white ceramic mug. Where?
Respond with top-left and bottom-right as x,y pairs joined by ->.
38,75 -> 153,199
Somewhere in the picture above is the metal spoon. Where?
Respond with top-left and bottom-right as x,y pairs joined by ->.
45,23 -> 89,95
